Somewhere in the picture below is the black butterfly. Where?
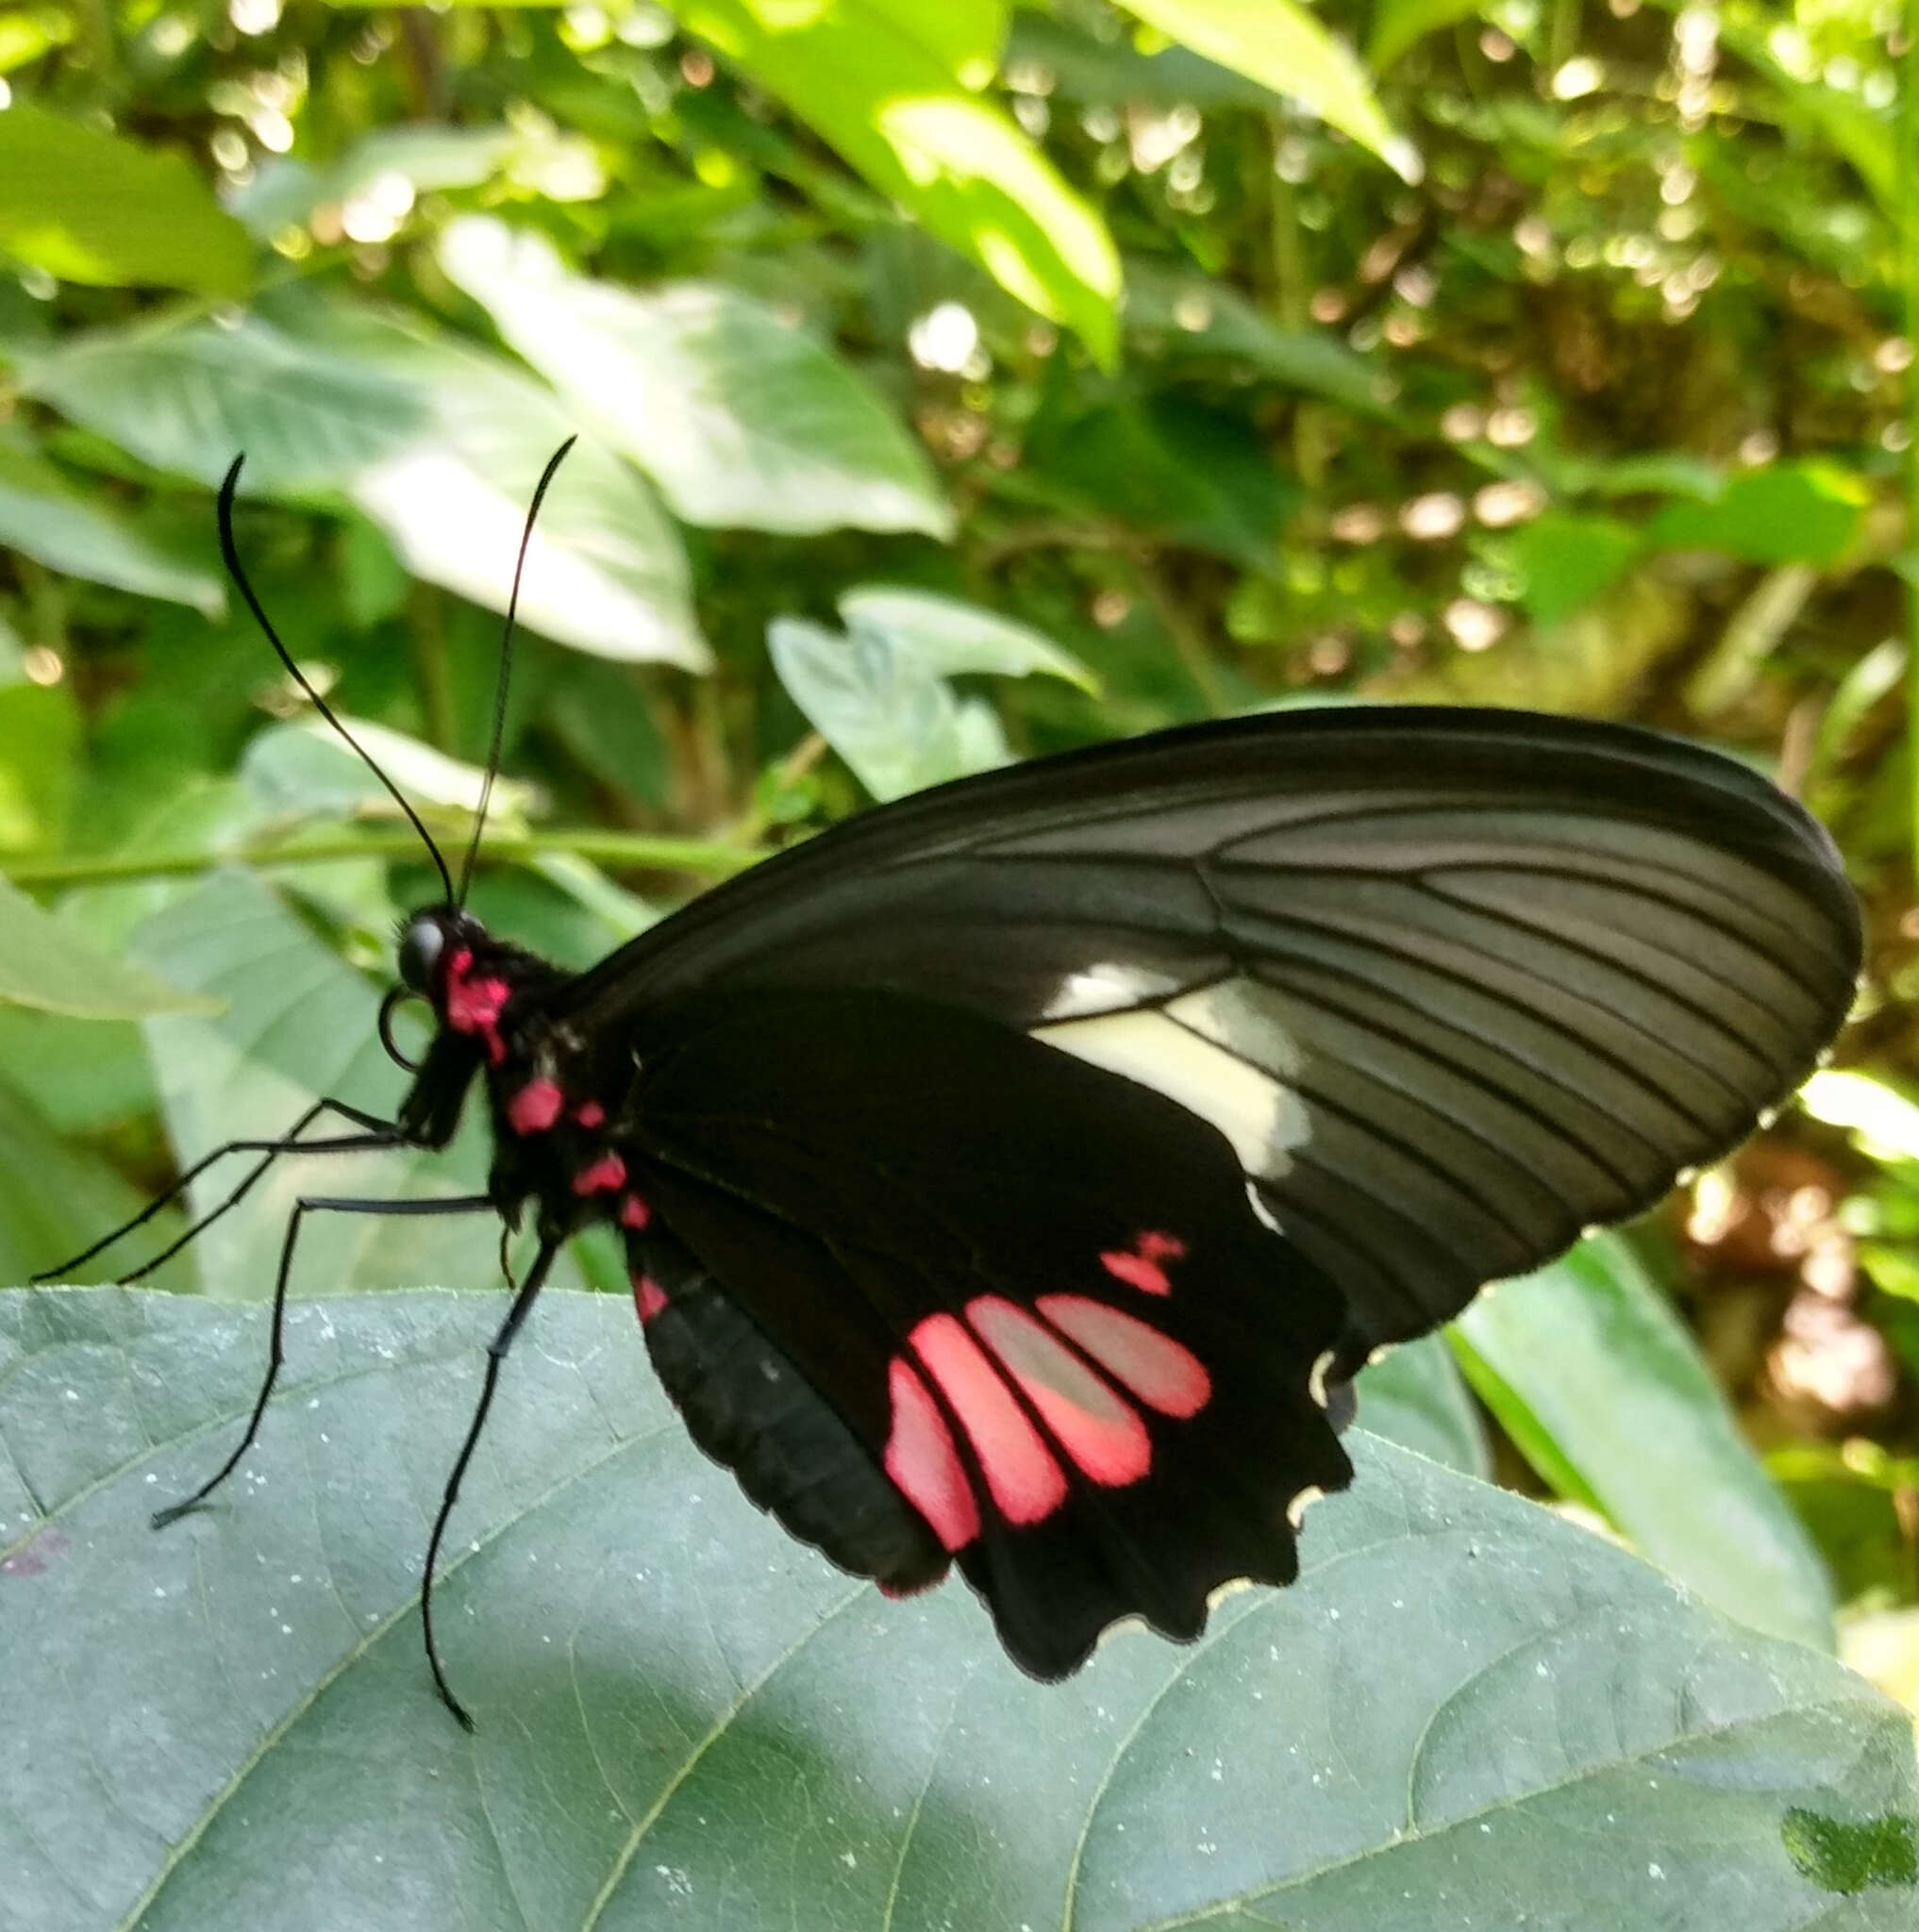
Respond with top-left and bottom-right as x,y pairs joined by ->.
44,448 -> 1861,1726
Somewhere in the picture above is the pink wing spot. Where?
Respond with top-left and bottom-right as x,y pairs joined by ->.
574,1100 -> 607,1129
631,1274 -> 668,1324
883,1357 -> 979,1552
573,1152 -> 628,1195
1100,1250 -> 1172,1297
443,949 -> 511,1065
908,1313 -> 1066,1525
966,1296 -> 1150,1488
507,1077 -> 564,1135
620,1193 -> 651,1230
1138,1231 -> 1187,1263
1037,1295 -> 1211,1419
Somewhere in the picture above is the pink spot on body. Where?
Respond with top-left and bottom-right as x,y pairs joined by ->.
966,1296 -> 1150,1487
1037,1295 -> 1210,1418
620,1194 -> 651,1229
573,1151 -> 627,1196
574,1100 -> 606,1129
507,1077 -> 564,1135
907,1314 -> 1066,1524
883,1358 -> 980,1551
631,1274 -> 668,1323
443,948 -> 511,1065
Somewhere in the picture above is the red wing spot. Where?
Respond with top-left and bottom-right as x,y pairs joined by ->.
574,1100 -> 607,1129
573,1151 -> 628,1195
631,1273 -> 668,1323
1100,1250 -> 1171,1296
1037,1295 -> 1211,1419
883,1357 -> 979,1552
620,1193 -> 651,1230
507,1077 -> 564,1135
1138,1231 -> 1187,1263
908,1314 -> 1066,1525
966,1295 -> 1150,1488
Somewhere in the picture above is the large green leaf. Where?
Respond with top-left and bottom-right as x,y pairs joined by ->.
668,0 -> 1121,360
13,296 -> 706,669
438,217 -> 951,537
5,1286 -> 1915,1930
1645,461 -> 1869,568
1452,1234 -> 1838,1653
0,105 -> 251,294
1119,0 -> 1421,181
0,875 -> 220,1020
0,432 -> 224,613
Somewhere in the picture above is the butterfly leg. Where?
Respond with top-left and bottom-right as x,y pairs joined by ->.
420,1236 -> 561,1732
150,1191 -> 495,1531
32,1096 -> 401,1283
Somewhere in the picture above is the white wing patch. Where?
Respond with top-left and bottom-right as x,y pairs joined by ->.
1039,960 -> 1185,1023
1033,997 -> 1310,1176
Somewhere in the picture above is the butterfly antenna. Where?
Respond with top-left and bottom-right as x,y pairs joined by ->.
456,435 -> 577,909
219,456 -> 456,906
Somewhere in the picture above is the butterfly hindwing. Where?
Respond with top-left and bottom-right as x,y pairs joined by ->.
614,988 -> 1353,1677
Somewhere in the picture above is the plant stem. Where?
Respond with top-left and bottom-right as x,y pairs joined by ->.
0,827 -> 765,890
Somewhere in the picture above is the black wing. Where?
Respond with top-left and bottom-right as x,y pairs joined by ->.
616,989 -> 1352,1677
561,707 -> 1861,1372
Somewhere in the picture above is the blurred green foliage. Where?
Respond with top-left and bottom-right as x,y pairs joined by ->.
4,0 -> 1919,1702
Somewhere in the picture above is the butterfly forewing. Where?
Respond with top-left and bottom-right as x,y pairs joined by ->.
611,988 -> 1352,1677
555,708 -> 1861,1373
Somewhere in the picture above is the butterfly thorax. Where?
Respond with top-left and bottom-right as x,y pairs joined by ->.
394,908 -> 642,1240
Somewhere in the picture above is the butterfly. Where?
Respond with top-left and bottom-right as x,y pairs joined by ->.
44,447 -> 1861,1726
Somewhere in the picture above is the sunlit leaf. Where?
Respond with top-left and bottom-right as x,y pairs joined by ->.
667,0 -> 1121,360
1453,1234 -> 1837,1652
1118,0 -> 1421,181
1367,0 -> 1485,71
0,432 -> 224,614
0,105 -> 251,294
14,296 -> 707,669
439,217 -> 951,537
840,585 -> 1096,689
4,1286 -> 1913,1932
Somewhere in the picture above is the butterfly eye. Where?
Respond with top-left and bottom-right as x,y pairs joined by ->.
397,914 -> 444,991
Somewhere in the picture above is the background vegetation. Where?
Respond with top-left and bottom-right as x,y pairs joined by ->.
6,0 -> 1919,1924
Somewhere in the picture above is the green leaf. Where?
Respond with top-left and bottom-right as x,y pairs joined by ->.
438,218 -> 951,537
769,613 -> 1008,799
240,717 -> 539,823
14,295 -> 707,668
123,873 -> 582,1299
771,593 -> 1090,798
1367,0 -> 1485,71
0,105 -> 251,294
1452,1233 -> 1837,1653
1514,510 -> 1644,630
5,1285 -> 1914,1931
0,431 -> 224,613
0,875 -> 221,1020
1646,461 -> 1869,568
667,0 -> 1122,360
1352,1333 -> 1492,1477
1118,0 -> 1421,181
1124,258 -> 1393,415
840,584 -> 1097,689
